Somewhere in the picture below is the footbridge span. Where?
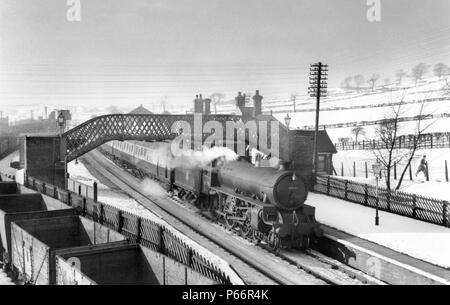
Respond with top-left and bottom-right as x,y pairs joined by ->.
22,95 -> 313,188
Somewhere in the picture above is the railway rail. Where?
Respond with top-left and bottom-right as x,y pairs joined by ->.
84,149 -> 383,285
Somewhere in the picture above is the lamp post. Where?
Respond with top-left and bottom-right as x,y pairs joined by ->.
372,162 -> 382,226
57,112 -> 66,134
284,113 -> 291,131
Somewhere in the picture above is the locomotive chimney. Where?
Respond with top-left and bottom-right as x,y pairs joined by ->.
278,160 -> 289,171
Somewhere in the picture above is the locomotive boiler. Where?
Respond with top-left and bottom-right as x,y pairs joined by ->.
217,160 -> 307,210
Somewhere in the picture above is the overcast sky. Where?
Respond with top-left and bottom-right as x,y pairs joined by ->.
0,0 -> 449,113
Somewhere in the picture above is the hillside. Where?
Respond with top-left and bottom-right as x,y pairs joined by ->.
215,77 -> 450,143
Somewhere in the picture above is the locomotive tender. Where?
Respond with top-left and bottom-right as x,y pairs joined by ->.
101,140 -> 322,250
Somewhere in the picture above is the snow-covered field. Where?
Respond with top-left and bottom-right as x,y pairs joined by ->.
333,148 -> 450,200
68,160 -> 244,285
215,77 -> 450,142
307,193 -> 450,268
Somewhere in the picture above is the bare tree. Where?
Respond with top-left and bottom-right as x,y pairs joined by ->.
395,69 -> 407,85
395,101 -> 438,189
290,93 -> 298,112
433,63 -> 449,79
411,63 -> 430,86
443,79 -> 450,96
160,95 -> 168,113
354,74 -> 365,90
351,126 -> 366,143
341,76 -> 353,90
338,137 -> 352,146
373,94 -> 407,190
106,105 -> 123,114
210,92 -> 225,114
367,74 -> 380,91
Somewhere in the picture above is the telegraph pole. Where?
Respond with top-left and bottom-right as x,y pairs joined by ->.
309,62 -> 328,184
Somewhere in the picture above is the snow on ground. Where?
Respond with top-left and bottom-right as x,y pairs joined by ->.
215,77 -> 450,142
333,148 -> 450,200
68,159 -> 244,285
307,193 -> 450,268
0,150 -> 19,173
0,269 -> 14,285
0,150 -> 23,184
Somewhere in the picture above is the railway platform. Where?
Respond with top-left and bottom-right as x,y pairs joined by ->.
308,193 -> 450,285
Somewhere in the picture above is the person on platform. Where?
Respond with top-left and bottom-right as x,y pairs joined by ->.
415,155 -> 427,178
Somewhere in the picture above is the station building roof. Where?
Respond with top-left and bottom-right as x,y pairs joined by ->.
293,129 -> 337,154
128,105 -> 153,115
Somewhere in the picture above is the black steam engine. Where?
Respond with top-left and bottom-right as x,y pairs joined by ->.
101,139 -> 322,250
100,90 -> 322,250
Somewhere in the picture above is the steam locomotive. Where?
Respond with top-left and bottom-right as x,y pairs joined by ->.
100,140 -> 322,250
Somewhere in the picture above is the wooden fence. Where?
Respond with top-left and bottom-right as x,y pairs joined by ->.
22,175 -> 236,285
67,177 -> 97,202
335,159 -> 449,182
314,175 -> 449,228
335,132 -> 450,151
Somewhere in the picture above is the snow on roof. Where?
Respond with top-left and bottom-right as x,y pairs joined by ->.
293,129 -> 337,154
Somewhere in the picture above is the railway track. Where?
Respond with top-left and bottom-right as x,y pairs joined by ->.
83,150 -> 382,285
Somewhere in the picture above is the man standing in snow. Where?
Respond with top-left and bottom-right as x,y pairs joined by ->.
415,155 -> 428,178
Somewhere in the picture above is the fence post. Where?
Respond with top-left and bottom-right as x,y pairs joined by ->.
93,182 -> 98,202
82,198 -> 86,217
159,226 -> 165,253
365,162 -> 368,178
344,180 -> 348,200
412,194 -> 417,218
386,191 -> 391,211
362,140 -> 365,150
409,163 -> 413,181
353,162 -> 356,177
117,210 -> 123,232
445,160 -> 449,182
326,176 -> 330,195
341,162 -> 344,176
394,162 -> 397,180
136,217 -> 142,243
364,184 -> 368,205
78,184 -> 82,195
99,203 -> 104,225
426,161 -> 430,181
443,201 -> 448,226
430,135 -> 433,149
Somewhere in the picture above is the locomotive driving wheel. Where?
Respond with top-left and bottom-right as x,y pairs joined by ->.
267,231 -> 281,251
225,215 -> 237,230
239,220 -> 251,238
296,235 -> 310,250
251,230 -> 261,244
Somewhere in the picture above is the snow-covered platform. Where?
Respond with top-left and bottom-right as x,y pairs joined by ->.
307,193 -> 450,284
